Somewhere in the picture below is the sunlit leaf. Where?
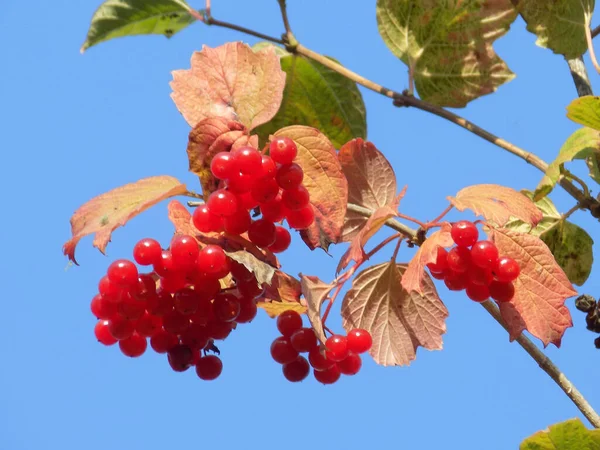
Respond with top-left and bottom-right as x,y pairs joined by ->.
225,250 -> 276,287
520,418 -> 600,450
301,275 -> 336,344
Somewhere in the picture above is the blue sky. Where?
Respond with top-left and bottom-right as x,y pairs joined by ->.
1,1 -> 600,449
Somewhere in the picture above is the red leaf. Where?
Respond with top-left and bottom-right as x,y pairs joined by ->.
402,223 -> 454,295
63,176 -> 187,263
448,184 -> 542,227
336,205 -> 398,274
341,262 -> 448,366
167,200 -> 199,238
301,275 -> 336,344
489,228 -> 576,347
273,126 -> 348,251
263,271 -> 303,303
339,138 -> 398,241
170,42 -> 286,130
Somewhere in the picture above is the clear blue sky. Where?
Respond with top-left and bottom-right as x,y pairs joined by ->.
2,1 -> 599,449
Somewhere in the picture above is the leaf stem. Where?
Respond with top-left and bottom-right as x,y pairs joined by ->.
429,205 -> 454,227
277,0 -> 293,37
584,24 -> 600,74
562,203 -> 582,221
593,24 -> 600,39
347,203 -> 421,243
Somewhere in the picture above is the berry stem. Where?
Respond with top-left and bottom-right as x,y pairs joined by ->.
391,238 -> 402,261
396,212 -> 426,228
428,205 -> 454,227
185,191 -> 205,200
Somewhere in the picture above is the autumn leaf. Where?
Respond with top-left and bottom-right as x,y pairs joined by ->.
341,262 -> 448,366
489,228 -> 576,347
257,298 -> 307,318
273,126 -> 348,251
520,418 -> 600,450
263,270 -> 303,303
401,223 -> 454,296
504,190 -> 562,235
376,0 -> 517,107
339,138 -> 398,241
225,250 -> 276,287
63,176 -> 187,263
167,199 -> 199,237
448,184 -> 542,227
301,275 -> 336,345
170,42 -> 286,130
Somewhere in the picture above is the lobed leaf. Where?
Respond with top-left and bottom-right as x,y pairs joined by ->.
63,176 -> 187,263
448,184 -> 542,227
341,262 -> 448,366
301,275 -> 336,345
263,271 -> 303,303
167,199 -> 200,238
520,418 -> 600,450
171,42 -> 286,130
376,0 -> 517,107
225,250 -> 276,287
490,228 -> 576,347
81,0 -> 197,53
273,126 -> 348,251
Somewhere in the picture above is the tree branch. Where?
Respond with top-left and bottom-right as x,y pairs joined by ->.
567,57 -> 594,97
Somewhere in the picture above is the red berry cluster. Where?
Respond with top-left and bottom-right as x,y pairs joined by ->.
192,137 -> 315,252
92,234 -> 265,381
427,221 -> 520,303
271,310 -> 373,384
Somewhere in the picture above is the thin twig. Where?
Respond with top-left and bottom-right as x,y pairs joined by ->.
347,203 -> 419,242
562,203 -> 582,221
185,191 -> 204,199
567,57 -> 593,97
277,0 -> 293,36
592,24 -> 600,39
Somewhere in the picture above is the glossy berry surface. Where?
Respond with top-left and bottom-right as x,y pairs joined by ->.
207,189 -> 238,217
325,334 -> 349,362
286,205 -> 315,230
270,336 -> 299,364
276,163 -> 303,190
470,241 -> 499,270
489,280 -> 515,303
282,356 -> 310,382
196,245 -> 228,275
119,334 -> 147,357
192,206 -> 222,233
337,352 -> 362,375
290,328 -> 318,353
232,146 -> 262,174
133,238 -> 162,266
465,283 -> 490,302
313,365 -> 341,385
447,247 -> 471,273
251,177 -> 280,203
210,151 -> 235,180
95,320 -> 117,346
195,355 -> 223,380
268,226 -> 291,253
269,137 -> 298,164
107,259 -> 139,287
451,221 -> 479,247
248,219 -> 277,247
282,186 -> 310,210
308,347 -> 335,371
276,310 -> 303,337
170,235 -> 199,270
347,329 -> 372,354
494,256 -> 520,283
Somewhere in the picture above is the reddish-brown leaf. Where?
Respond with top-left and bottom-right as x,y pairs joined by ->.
167,200 -> 199,237
273,126 -> 348,251
63,176 -> 187,263
225,250 -> 276,287
301,275 -> 336,344
402,223 -> 454,295
341,262 -> 448,366
339,138 -> 398,241
263,271 -> 303,303
170,42 -> 286,130
336,205 -> 398,274
195,232 -> 279,268
448,184 -> 542,227
489,228 -> 576,347
257,298 -> 308,318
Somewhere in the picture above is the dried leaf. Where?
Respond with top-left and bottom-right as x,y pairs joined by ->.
301,275 -> 336,344
490,228 -> 576,347
448,184 -> 542,227
257,299 -> 307,318
273,126 -> 348,251
341,262 -> 448,366
263,271 -> 303,302
225,250 -> 276,287
402,223 -> 454,295
167,199 -> 199,237
63,176 -> 187,263
170,42 -> 286,130
520,418 -> 600,450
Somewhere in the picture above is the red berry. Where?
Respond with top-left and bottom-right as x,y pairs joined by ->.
282,356 -> 310,382
269,137 -> 298,164
133,238 -> 162,266
465,282 -> 490,302
494,256 -> 520,283
196,245 -> 228,275
168,344 -> 194,372
489,280 -> 515,303
236,297 -> 258,323
248,219 -> 277,247
286,205 -> 315,230
150,329 -> 179,353
91,294 -> 117,319
290,327 -> 318,353
170,235 -> 199,271
282,186 -> 310,210
275,163 -> 304,190
259,155 -> 277,178
268,226 -> 291,253
325,335 -> 348,362
471,241 -> 499,270
98,275 -> 124,303
153,250 -> 178,278
213,293 -> 241,322
108,316 -> 135,340
107,259 -> 139,288
210,151 -> 235,180
189,298 -> 215,326
116,294 -> 146,320
467,264 -> 493,286
251,177 -> 280,203
347,328 -> 372,354
237,191 -> 259,210
206,321 -> 235,340
447,246 -> 471,273
95,320 -> 117,346
230,261 -> 254,282
237,279 -> 263,299
226,171 -> 254,194
260,195 -> 285,222
119,333 -> 147,357
426,247 -> 449,273
451,221 -> 479,247
308,347 -> 335,371
276,310 -> 303,337
162,311 -> 190,334
429,270 -> 446,280
174,287 -> 201,315
232,146 -> 262,175
338,352 -> 362,375
145,290 -> 174,316
195,355 -> 223,380
180,323 -> 210,350
444,271 -> 468,291
313,365 -> 341,384
192,205 -> 223,233
223,207 -> 251,235
135,313 -> 163,337
270,336 -> 299,364
130,273 -> 157,302
207,189 -> 238,217
159,273 -> 188,294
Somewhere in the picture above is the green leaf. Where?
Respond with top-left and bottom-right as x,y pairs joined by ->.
567,96 -> 600,130
534,128 -> 600,200
518,0 -> 594,59
520,418 -> 600,449
81,0 -> 197,53
254,45 -> 366,149
375,0 -> 517,107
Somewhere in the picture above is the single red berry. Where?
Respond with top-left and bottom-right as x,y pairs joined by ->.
282,186 -> 310,210
180,323 -> 210,350
98,275 -> 124,303
338,352 -> 362,375
290,327 -> 318,353
145,290 -> 174,316
286,205 -> 315,230
282,356 -> 310,382
170,235 -> 199,271
260,195 -> 285,222
467,264 -> 493,286
465,282 -> 490,302
471,240 -> 499,270
426,247 -> 449,273
91,294 -> 117,320
259,155 -> 277,178
232,146 -> 262,175
213,293 -> 241,322
94,320 -> 117,346
275,163 -> 304,190
153,250 -> 178,278
451,221 -> 479,247
107,259 -> 139,288
444,271 -> 468,291
347,329 -> 372,354
162,311 -> 190,334
248,219 -> 277,247
237,191 -> 259,210
206,321 -> 235,340
195,355 -> 223,380
230,261 -> 254,282
196,245 -> 228,275
119,333 -> 147,357
207,189 -> 238,217
494,256 -> 520,283
269,137 -> 298,164
150,329 -> 179,353
135,312 -> 163,337
226,171 -> 254,194
268,226 -> 291,253
130,273 -> 157,302
313,365 -> 341,384
108,316 -> 135,340
223,207 -> 252,235
325,335 -> 349,362
192,205 -> 223,233
429,270 -> 446,280
251,177 -> 280,203
174,287 -> 201,315
308,347 -> 335,371
276,310 -> 303,337
116,294 -> 146,320
236,298 -> 258,323
489,280 -> 515,303
168,344 -> 194,372
210,151 -> 236,180
133,238 -> 162,266
447,246 -> 471,273
270,336 -> 299,364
